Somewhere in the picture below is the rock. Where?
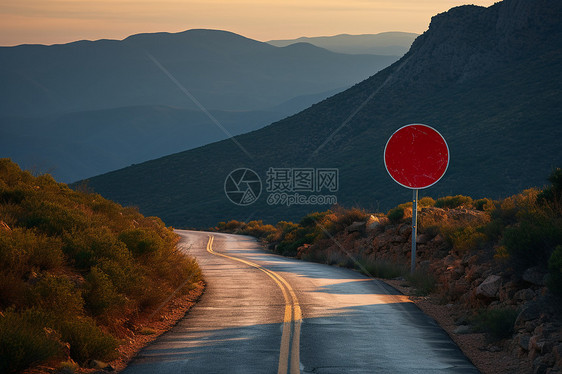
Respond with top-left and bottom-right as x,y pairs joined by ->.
346,221 -> 365,233
366,215 -> 389,232
516,302 -> 542,328
399,224 -> 412,237
515,288 -> 536,302
454,325 -> 472,334
85,359 -> 114,371
416,233 -> 430,244
443,255 -> 456,266
519,334 -> 531,351
523,267 -> 548,286
476,275 -> 502,299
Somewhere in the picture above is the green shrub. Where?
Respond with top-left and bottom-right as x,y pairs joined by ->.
28,274 -> 84,315
435,195 -> 473,209
57,316 -> 119,363
537,168 -> 562,212
471,308 -> 518,340
419,196 -> 436,207
502,216 -> 562,270
119,228 -> 164,257
84,266 -> 125,316
387,207 -> 404,224
0,309 -> 63,373
547,245 -> 562,295
0,228 -> 64,275
406,268 -> 436,296
474,198 -> 495,211
358,258 -> 406,279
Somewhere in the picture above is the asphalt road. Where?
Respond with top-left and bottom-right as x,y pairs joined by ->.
122,230 -> 479,374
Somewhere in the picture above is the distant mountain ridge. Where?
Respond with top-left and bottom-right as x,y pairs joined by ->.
0,29 -> 402,181
267,32 -> 419,55
0,29 -> 399,116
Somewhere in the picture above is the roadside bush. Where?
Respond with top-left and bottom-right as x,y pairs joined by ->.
387,207 -> 404,224
119,228 -> 164,257
27,274 -> 84,316
502,216 -> 562,270
471,308 -> 518,341
57,316 -> 119,363
435,195 -> 473,209
537,168 -> 562,213
84,266 -> 125,317
547,245 -> 562,296
0,309 -> 64,373
358,258 -> 406,279
406,268 -> 437,296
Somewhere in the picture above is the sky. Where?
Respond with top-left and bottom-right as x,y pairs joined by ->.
0,0 -> 498,46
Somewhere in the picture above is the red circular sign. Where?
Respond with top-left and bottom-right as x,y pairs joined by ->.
384,124 -> 449,189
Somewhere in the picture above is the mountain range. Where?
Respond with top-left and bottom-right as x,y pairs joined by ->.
267,32 -> 419,56
79,0 -> 561,228
0,30 -> 405,182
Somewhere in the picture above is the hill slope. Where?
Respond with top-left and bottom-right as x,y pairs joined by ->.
82,0 -> 562,228
0,29 -> 400,182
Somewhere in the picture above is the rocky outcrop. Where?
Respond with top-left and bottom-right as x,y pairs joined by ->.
389,0 -> 562,88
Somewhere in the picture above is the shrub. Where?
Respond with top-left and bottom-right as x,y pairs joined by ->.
474,198 -> 495,211
119,228 -> 164,257
406,268 -> 437,296
84,266 -> 125,316
502,216 -> 562,270
27,274 -> 84,316
387,207 -> 404,224
419,196 -> 436,207
435,195 -> 473,209
537,168 -> 562,213
547,245 -> 562,296
57,316 -> 119,363
0,309 -> 63,373
471,308 -> 518,340
358,258 -> 406,279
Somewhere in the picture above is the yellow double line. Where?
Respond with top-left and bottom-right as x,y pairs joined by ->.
206,235 -> 302,374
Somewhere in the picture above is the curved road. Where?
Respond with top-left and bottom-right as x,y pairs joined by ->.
122,230 -> 479,374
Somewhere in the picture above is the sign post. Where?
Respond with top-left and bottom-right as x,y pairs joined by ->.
384,124 -> 449,273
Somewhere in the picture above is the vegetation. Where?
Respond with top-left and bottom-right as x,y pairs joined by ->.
471,308 -> 519,341
215,168 -> 562,299
0,159 -> 201,372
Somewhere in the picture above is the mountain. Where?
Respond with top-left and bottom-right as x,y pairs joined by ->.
0,29 -> 400,182
267,32 -> 419,56
0,29 -> 399,117
81,0 -> 562,228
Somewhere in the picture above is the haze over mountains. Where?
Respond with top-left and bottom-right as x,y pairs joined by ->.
267,32 -> 419,56
0,30 -> 407,182
83,0 -> 562,228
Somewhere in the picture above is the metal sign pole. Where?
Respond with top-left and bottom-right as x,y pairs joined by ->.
411,188 -> 418,274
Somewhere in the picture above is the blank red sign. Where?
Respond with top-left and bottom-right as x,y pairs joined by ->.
384,124 -> 449,189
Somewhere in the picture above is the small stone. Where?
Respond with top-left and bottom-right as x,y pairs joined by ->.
515,288 -> 536,302
523,267 -> 547,286
476,275 -> 502,299
454,325 -> 472,334
516,302 -> 542,327
519,335 -> 531,351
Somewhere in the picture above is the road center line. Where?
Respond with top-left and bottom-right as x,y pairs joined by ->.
206,235 -> 301,374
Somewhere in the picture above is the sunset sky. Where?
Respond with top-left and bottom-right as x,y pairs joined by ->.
1,0 -> 498,46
